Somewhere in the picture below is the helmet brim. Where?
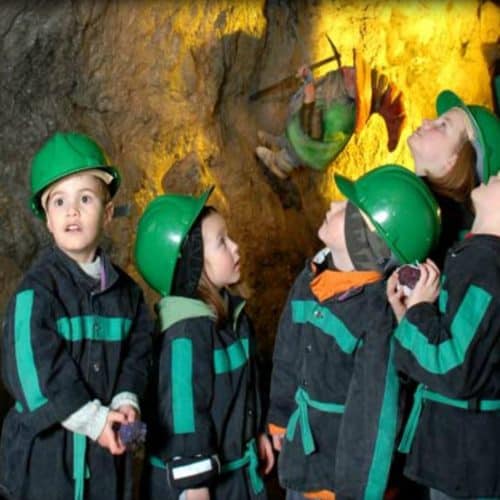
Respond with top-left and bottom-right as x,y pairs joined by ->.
436,89 -> 487,181
31,164 -> 121,218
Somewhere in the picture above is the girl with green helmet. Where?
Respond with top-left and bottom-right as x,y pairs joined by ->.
267,165 -> 440,500
408,89 -> 500,267
134,188 -> 274,500
387,173 -> 500,499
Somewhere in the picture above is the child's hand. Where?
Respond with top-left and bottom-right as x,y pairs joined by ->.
271,431 -> 285,452
257,433 -> 275,475
117,404 -> 138,423
386,270 -> 407,323
185,488 -> 210,500
97,410 -> 126,455
406,259 -> 440,309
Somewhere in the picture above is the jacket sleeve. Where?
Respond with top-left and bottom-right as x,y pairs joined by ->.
114,288 -> 153,402
394,248 -> 500,398
1,282 -> 91,426
335,294 -> 400,500
267,274 -> 304,431
242,313 -> 267,435
157,319 -> 217,469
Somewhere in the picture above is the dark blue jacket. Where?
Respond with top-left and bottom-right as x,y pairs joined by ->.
394,235 -> 500,497
268,259 -> 400,498
0,246 -> 152,500
141,294 -> 267,500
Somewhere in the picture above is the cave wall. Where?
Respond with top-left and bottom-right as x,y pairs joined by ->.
0,0 -> 498,416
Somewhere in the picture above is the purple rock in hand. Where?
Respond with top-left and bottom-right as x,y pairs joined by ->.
118,421 -> 147,450
398,264 -> 421,296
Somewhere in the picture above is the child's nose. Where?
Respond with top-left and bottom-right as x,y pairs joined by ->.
66,201 -> 79,215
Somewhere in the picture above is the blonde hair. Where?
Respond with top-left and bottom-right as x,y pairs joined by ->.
427,139 -> 477,211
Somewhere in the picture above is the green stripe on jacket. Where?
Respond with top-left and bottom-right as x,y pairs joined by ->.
14,290 -> 48,411
395,284 -> 492,374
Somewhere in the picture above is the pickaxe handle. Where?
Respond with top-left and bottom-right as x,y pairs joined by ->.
249,54 -> 338,101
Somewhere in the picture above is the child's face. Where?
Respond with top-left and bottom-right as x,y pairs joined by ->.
409,108 -> 469,178
471,173 -> 500,215
202,211 -> 240,289
318,201 -> 348,252
45,173 -> 113,263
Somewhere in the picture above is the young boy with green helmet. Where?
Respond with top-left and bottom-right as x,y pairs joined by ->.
267,165 -> 441,500
134,188 -> 273,500
0,132 -> 152,500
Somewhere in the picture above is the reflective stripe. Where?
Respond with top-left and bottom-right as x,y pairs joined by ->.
73,433 -> 89,500
172,458 -> 215,480
395,285 -> 492,374
399,384 -> 500,453
213,338 -> 249,374
291,300 -> 359,354
14,290 -> 48,411
221,439 -> 264,495
365,340 -> 400,500
56,316 -> 132,342
172,338 -> 195,434
286,387 -> 344,455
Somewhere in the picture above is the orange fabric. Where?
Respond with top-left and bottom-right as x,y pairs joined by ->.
310,267 -> 382,302
303,489 -> 336,500
353,48 -> 371,133
268,423 -> 286,436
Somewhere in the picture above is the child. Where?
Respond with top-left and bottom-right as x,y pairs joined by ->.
387,173 -> 500,499
407,90 -> 500,267
0,132 -> 152,500
134,187 -> 274,500
267,165 -> 441,500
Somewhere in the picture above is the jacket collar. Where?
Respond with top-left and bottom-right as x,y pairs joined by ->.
309,248 -> 382,302
157,293 -> 246,332
51,245 -> 119,292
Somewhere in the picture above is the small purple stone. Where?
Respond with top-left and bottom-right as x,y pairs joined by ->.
398,264 -> 421,290
118,421 -> 147,449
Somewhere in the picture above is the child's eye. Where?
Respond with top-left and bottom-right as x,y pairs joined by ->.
54,197 -> 64,207
81,194 -> 92,204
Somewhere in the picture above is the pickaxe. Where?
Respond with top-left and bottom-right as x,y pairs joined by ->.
249,34 -> 341,101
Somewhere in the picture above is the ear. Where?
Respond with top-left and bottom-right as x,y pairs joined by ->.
45,213 -> 54,234
103,201 -> 114,226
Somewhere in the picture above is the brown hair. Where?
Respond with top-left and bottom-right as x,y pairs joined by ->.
427,139 -> 477,211
195,206 -> 229,326
197,269 -> 229,326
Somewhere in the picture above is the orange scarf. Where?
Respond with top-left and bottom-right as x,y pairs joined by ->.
310,267 -> 382,302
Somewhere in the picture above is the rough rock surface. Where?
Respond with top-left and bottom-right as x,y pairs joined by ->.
0,1 -> 498,423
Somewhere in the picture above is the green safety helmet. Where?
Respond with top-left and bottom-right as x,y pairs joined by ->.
30,132 -> 121,217
436,90 -> 500,183
134,187 -> 214,296
335,164 -> 441,264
